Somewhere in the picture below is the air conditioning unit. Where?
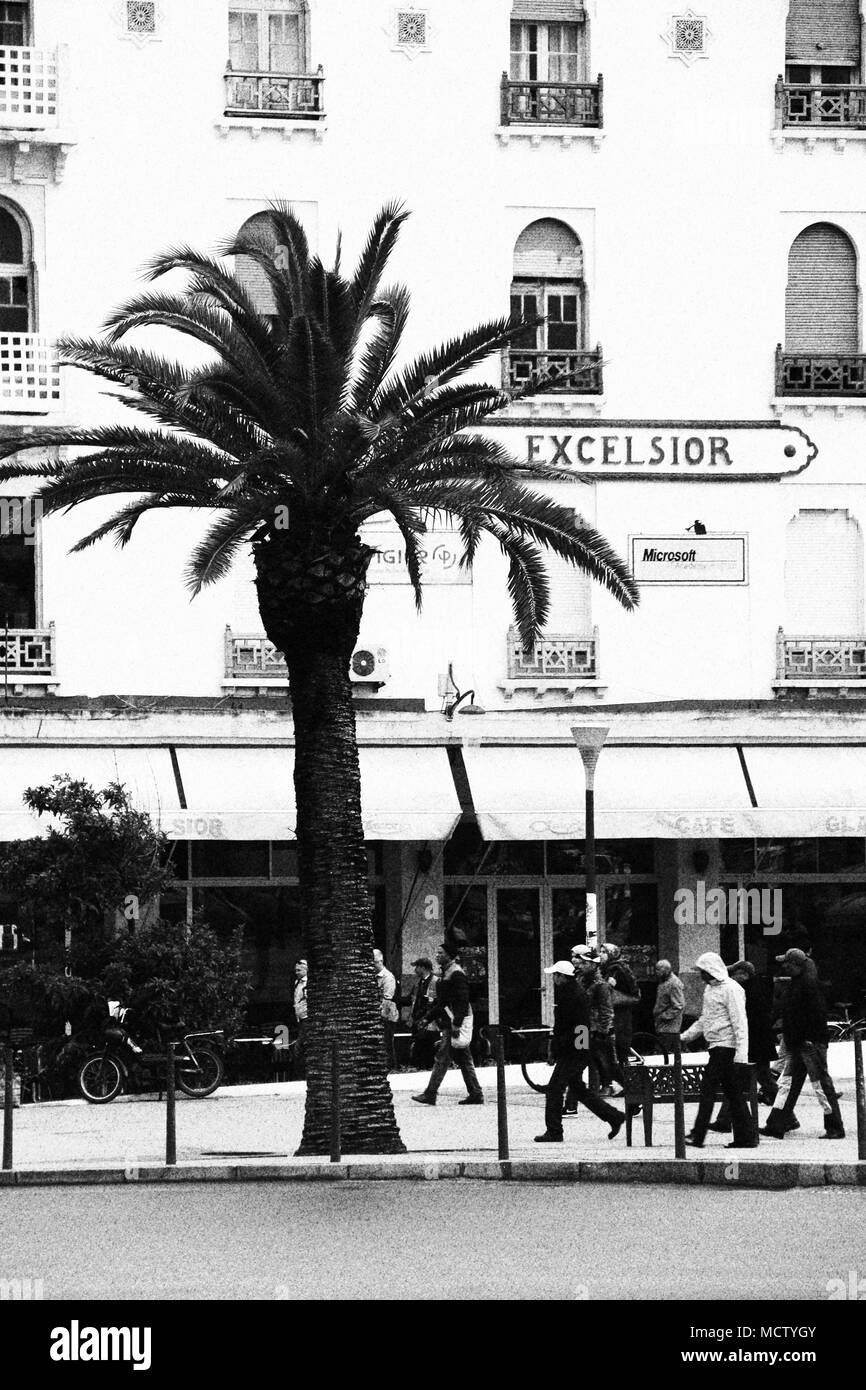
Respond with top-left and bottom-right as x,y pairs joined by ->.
350,644 -> 389,685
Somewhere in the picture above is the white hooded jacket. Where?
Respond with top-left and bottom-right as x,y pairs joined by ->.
681,952 -> 749,1064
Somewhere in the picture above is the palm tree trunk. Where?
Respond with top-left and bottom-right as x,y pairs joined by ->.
255,532 -> 404,1155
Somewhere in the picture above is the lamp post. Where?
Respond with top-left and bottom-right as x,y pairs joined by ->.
571,725 -> 609,949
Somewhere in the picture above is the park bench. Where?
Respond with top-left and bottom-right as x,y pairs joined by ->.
622,1061 -> 759,1147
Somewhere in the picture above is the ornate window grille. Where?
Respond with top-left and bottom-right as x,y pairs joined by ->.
396,10 -> 426,46
507,628 -> 599,680
500,72 -> 602,127
0,625 -> 54,676
225,67 -> 323,116
775,345 -> 866,396
776,78 -> 866,127
776,630 -> 866,681
504,345 -> 603,394
126,2 -> 156,35
225,630 -> 287,678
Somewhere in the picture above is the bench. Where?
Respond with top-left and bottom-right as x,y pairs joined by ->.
622,1061 -> 759,1147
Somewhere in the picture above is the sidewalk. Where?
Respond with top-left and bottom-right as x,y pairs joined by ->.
1,1048 -> 863,1190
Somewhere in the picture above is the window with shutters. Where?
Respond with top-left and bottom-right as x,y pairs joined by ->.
505,219 -> 601,395
0,500 -> 36,629
0,202 -> 32,334
0,3 -> 29,48
226,1 -> 323,118
776,223 -> 865,396
777,1 -> 866,127
233,211 -> 281,319
501,4 -> 601,127
777,510 -> 866,683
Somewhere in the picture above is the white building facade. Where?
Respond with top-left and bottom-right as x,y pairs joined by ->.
2,0 -> 866,1037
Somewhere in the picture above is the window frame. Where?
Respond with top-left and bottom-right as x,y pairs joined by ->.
509,19 -> 587,85
228,1 -> 308,75
0,201 -> 33,335
0,2 -> 31,48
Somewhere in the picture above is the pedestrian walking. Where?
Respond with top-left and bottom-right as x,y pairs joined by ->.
652,959 -> 685,1055
534,961 -> 625,1143
292,958 -> 308,1077
373,948 -> 400,1070
599,943 -> 642,1074
708,960 -> 778,1132
408,956 -> 440,1071
681,952 -> 758,1148
572,945 -> 620,1094
412,942 -> 484,1106
761,948 -> 845,1140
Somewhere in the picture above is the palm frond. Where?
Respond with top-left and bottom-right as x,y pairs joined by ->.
185,506 -> 265,594
349,202 -> 409,333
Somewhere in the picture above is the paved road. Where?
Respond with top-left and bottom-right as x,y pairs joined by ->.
0,1183 -> 860,1300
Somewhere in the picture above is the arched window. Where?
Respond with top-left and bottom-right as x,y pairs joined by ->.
234,211 -> 280,318
509,218 -> 600,391
785,510 -> 864,632
785,223 -> 858,352
0,202 -> 32,333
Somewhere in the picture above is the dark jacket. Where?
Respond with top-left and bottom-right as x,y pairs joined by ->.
781,971 -> 828,1049
433,962 -> 471,1028
603,960 -> 640,1010
551,977 -> 591,1060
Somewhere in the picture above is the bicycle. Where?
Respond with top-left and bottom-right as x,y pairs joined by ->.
826,1002 -> 866,1043
512,1026 -> 652,1095
78,1017 -> 225,1103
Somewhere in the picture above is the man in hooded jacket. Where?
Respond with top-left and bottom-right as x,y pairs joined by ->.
680,951 -> 758,1148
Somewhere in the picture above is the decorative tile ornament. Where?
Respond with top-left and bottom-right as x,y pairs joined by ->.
389,7 -> 432,58
662,9 -> 711,65
115,1 -> 163,45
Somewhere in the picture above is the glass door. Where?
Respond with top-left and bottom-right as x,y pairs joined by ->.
496,888 -> 542,1028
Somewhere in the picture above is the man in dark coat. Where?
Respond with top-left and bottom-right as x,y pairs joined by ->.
708,960 -> 777,1132
535,961 -> 625,1143
412,942 -> 484,1106
761,949 -> 844,1139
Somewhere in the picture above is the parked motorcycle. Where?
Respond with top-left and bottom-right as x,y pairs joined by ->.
77,1003 -> 225,1103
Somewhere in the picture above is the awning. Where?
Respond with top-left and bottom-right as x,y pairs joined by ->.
173,746 -> 462,842
0,746 -> 180,839
461,745 -> 752,839
461,743 -> 866,839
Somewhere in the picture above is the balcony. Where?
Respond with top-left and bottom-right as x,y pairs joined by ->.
775,78 -> 866,128
224,629 -> 287,688
0,46 -> 72,182
500,628 -> 603,702
500,72 -> 602,128
0,335 -> 62,414
775,345 -> 866,398
224,67 -> 324,119
0,624 -> 57,693
775,631 -> 866,696
504,345 -> 603,395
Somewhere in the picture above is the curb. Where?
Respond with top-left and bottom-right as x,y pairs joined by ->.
1,1158 -> 864,1189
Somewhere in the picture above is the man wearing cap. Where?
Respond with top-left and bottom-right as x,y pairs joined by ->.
408,956 -> 440,1071
761,948 -> 844,1140
535,960 -> 625,1143
680,952 -> 758,1148
412,942 -> 484,1106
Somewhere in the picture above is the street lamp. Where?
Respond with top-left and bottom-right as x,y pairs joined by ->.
571,725 -> 609,949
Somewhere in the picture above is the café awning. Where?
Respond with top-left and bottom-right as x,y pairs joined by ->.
458,743 -> 866,839
0,746 -> 180,839
172,745 -> 462,842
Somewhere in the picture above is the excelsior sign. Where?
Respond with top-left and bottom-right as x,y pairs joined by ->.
478,421 -> 817,479
631,534 -> 748,584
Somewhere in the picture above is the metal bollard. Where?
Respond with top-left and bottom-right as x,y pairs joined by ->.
855,1028 -> 866,1163
165,1044 -> 176,1167
2,1039 -> 13,1171
673,1034 -> 686,1160
495,1029 -> 509,1162
330,1039 -> 341,1164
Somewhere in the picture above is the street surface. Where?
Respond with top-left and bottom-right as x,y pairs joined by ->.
0,1183 -> 860,1300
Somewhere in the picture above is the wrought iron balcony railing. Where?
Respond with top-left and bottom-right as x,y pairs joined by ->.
225,629 -> 286,679
501,72 -> 602,127
775,345 -> 866,396
507,628 -> 599,681
776,630 -> 866,681
0,46 -> 59,129
0,335 -> 62,412
0,624 -> 55,677
224,67 -> 324,118
775,77 -> 866,127
504,345 -> 603,394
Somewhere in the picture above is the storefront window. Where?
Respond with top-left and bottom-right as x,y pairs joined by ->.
720,839 -> 756,873
755,838 -> 818,873
194,884 -> 302,1027
443,824 -> 543,876
546,839 -> 655,875
192,841 -> 270,878
817,838 -> 865,873
444,883 -> 489,1022
271,842 -> 298,877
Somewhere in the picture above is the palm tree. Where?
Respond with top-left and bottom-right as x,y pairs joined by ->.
0,204 -> 638,1154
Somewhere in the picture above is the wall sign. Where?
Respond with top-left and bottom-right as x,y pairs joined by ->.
364,528 -> 470,585
479,421 -> 817,480
630,534 -> 748,585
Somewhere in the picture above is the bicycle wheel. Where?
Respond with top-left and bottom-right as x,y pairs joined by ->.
518,1035 -> 554,1094
78,1053 -> 124,1104
176,1045 -> 223,1098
